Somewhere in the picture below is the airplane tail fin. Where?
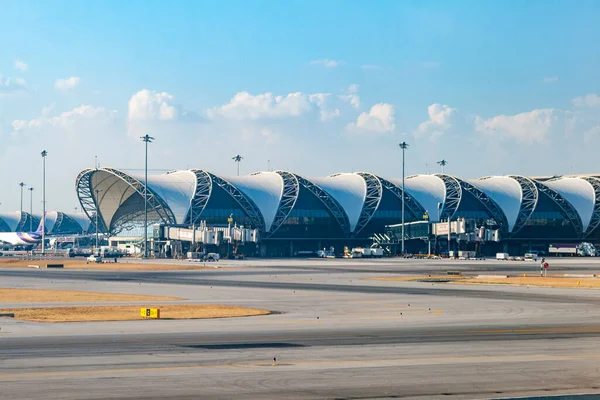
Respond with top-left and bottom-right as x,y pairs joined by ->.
35,220 -> 44,234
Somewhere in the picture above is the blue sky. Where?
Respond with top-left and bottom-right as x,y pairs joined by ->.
1,0 -> 600,212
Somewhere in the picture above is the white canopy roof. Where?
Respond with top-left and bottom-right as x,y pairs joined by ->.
544,177 -> 596,231
471,176 -> 523,232
396,175 -> 446,222
132,170 -> 197,224
0,211 -> 22,231
312,173 -> 367,232
226,172 -> 284,231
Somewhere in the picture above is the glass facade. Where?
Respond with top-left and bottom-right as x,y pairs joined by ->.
199,184 -> 255,228
452,190 -> 494,224
359,188 -> 420,237
513,192 -> 577,239
270,185 -> 345,238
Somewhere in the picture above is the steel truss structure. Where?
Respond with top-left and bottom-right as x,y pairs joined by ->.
207,173 -> 265,231
534,181 -> 583,237
581,177 -> 600,237
76,169 -> 107,233
455,178 -> 510,236
267,171 -> 300,237
293,174 -> 351,236
187,170 -> 213,225
76,168 -> 176,235
15,212 -> 28,232
354,172 -> 383,236
376,176 -> 426,221
507,175 -> 539,236
0,218 -> 10,232
436,174 -> 462,221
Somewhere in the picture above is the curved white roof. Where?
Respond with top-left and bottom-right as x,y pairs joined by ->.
544,178 -> 595,231
0,211 -> 23,231
395,175 -> 446,222
44,211 -> 59,233
226,172 -> 284,231
311,173 -> 367,232
131,170 -> 197,224
471,176 -> 523,232
92,170 -> 139,228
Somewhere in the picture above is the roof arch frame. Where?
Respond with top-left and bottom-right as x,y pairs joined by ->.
581,176 -> 600,237
354,172 -> 383,236
436,174 -> 462,221
187,169 -> 213,225
267,171 -> 300,237
533,180 -> 583,238
507,175 -> 539,236
292,174 -> 351,236
376,176 -> 426,220
205,173 -> 265,231
76,168 -> 177,235
454,178 -> 510,236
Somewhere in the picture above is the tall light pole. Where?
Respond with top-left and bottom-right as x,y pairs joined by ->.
28,187 -> 34,231
434,202 -> 442,255
399,142 -> 409,255
19,182 -> 25,220
95,189 -> 103,249
437,159 -> 448,174
41,150 -> 47,254
141,134 -> 154,259
232,155 -> 243,176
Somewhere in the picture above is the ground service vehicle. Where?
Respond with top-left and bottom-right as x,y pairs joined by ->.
549,243 -> 597,257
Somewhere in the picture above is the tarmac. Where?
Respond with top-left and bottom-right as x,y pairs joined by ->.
2,257 -> 600,399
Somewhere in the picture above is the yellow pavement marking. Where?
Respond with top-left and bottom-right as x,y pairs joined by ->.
3,353 -> 600,379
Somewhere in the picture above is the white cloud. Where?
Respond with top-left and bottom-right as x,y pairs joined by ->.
584,125 -> 600,144
208,90 -> 342,121
126,89 -> 201,137
55,76 -> 82,91
308,93 -> 340,121
475,108 -> 556,144
416,104 -> 458,140
339,84 -> 360,109
128,89 -> 180,121
347,103 -> 396,133
543,76 -> 559,84
572,93 -> 600,108
0,74 -> 27,95
310,59 -> 343,68
14,60 -> 28,71
208,91 -> 312,120
11,104 -> 118,132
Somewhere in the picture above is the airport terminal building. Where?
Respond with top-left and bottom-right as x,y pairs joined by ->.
0,210 -> 93,235
75,167 -> 600,257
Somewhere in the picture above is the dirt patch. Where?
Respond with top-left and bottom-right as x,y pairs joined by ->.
0,288 -> 182,303
459,276 -> 600,289
0,259 -> 237,271
371,275 -> 600,289
0,304 -> 271,322
370,275 -> 463,282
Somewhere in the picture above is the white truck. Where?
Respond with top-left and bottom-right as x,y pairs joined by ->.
496,253 -> 509,260
351,246 -> 384,258
549,243 -> 597,257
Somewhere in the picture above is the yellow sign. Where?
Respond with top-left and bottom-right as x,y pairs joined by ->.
140,308 -> 160,319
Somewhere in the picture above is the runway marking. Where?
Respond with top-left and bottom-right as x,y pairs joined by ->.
0,325 -> 598,349
2,353 -> 600,379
